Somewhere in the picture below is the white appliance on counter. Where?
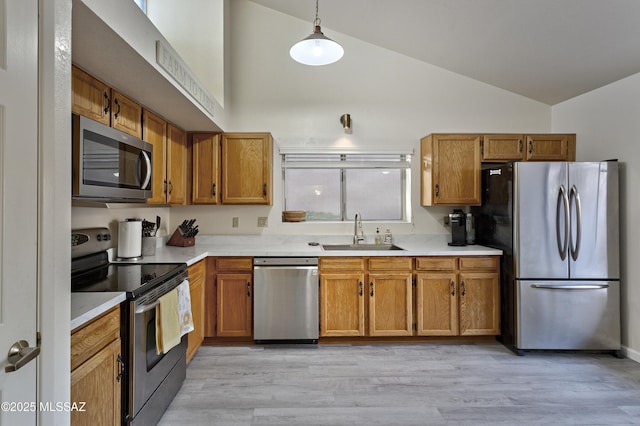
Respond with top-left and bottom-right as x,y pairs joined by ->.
118,219 -> 142,260
473,161 -> 620,356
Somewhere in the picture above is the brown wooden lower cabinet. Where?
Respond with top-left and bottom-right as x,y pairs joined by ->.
320,271 -> 365,336
70,305 -> 122,426
204,257 -> 254,338
416,256 -> 500,336
319,257 -> 413,337
187,259 -> 206,363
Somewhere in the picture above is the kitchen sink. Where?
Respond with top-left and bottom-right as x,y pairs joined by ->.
321,243 -> 405,251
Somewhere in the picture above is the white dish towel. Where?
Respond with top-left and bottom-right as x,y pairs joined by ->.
177,279 -> 194,337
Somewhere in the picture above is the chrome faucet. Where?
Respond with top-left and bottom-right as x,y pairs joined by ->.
353,213 -> 365,245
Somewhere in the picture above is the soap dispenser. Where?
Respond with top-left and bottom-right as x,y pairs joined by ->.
383,228 -> 393,244
375,228 -> 382,244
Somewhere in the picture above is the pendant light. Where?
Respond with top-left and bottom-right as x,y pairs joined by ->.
289,0 -> 344,66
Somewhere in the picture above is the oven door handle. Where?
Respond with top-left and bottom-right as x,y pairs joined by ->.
135,300 -> 160,314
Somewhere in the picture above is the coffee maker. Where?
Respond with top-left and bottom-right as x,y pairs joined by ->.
448,209 -> 467,246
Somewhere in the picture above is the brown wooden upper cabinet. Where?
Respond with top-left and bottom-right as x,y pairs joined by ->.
421,134 -> 482,206
143,109 -> 187,205
482,133 -> 576,162
524,134 -> 575,161
72,65 -> 142,138
191,133 -> 221,204
221,133 -> 273,205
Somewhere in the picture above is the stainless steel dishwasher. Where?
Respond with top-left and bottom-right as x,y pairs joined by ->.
253,257 -> 319,343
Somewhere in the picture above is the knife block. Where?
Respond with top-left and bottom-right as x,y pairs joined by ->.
166,228 -> 195,247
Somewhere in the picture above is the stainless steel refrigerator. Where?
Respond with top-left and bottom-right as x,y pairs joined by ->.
473,161 -> 620,355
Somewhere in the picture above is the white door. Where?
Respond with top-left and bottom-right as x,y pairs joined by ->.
0,0 -> 39,423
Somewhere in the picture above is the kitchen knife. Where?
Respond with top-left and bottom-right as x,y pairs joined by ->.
155,215 -> 161,236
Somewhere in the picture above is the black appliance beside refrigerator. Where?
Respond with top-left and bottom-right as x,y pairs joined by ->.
472,161 -> 621,356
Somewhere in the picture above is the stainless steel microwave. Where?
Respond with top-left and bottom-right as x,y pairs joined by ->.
72,114 -> 152,202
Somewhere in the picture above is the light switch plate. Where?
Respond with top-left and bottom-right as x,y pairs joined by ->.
232,217 -> 239,228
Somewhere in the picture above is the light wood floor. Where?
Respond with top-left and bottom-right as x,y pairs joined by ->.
158,343 -> 640,425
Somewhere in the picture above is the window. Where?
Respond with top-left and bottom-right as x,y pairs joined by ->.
133,0 -> 147,13
282,151 -> 411,222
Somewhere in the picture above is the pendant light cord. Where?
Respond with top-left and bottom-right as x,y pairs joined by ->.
314,0 -> 321,27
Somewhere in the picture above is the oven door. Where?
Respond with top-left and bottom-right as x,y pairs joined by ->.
128,287 -> 187,423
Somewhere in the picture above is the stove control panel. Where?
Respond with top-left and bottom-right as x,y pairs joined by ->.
71,227 -> 112,258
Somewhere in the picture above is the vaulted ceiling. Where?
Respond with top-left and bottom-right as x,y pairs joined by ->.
250,0 -> 640,105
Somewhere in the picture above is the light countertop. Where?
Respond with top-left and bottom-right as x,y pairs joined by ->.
72,234 -> 501,328
139,234 -> 502,266
71,292 -> 126,331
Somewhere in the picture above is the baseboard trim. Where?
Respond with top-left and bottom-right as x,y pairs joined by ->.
622,345 -> 640,363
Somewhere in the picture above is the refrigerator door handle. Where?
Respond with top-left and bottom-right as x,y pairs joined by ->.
569,185 -> 582,261
531,284 -> 609,290
556,185 -> 570,260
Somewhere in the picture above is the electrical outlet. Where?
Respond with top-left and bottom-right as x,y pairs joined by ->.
257,217 -> 268,227
232,217 -> 239,228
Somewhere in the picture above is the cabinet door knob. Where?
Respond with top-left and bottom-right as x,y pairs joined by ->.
359,281 -> 363,296
461,281 -> 466,296
263,183 -> 267,197
529,140 -> 534,154
435,184 -> 439,197
451,281 -> 455,296
370,281 -> 374,297
212,183 -> 216,197
247,282 -> 251,297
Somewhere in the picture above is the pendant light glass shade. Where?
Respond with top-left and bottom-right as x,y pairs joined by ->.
290,1 -> 343,66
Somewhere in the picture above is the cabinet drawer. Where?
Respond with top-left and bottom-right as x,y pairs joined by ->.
459,256 -> 499,271
368,257 -> 412,271
188,259 -> 206,284
71,306 -> 120,371
216,257 -> 253,272
319,257 -> 365,272
415,257 -> 457,271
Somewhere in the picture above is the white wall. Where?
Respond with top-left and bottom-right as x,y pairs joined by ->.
552,74 -> 640,360
167,0 -> 550,237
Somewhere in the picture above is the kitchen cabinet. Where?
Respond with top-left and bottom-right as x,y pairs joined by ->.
71,305 -> 122,426
191,133 -> 221,204
221,133 -> 273,205
367,257 -> 413,336
319,258 -> 365,337
319,257 -> 412,337
525,134 -> 575,161
110,89 -> 142,138
420,134 -> 482,206
72,65 -> 142,138
214,257 -> 253,337
415,256 -> 500,336
71,65 -> 110,126
143,109 -> 187,205
143,110 -> 168,204
167,124 -> 187,205
186,260 -> 206,364
482,133 -> 576,162
482,134 -> 525,162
